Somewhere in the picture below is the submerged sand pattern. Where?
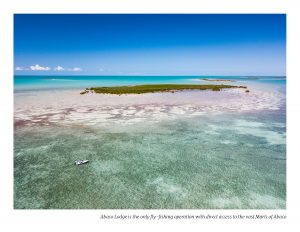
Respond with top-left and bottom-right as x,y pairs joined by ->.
14,88 -> 284,127
14,85 -> 286,209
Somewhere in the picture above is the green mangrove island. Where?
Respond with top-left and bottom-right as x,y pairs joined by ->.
80,84 -> 247,95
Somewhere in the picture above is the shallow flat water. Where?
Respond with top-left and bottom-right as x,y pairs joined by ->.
14,75 -> 286,91
14,111 -> 286,209
14,76 -> 286,209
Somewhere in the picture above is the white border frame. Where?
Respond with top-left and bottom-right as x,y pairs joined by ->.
1,0 -> 299,231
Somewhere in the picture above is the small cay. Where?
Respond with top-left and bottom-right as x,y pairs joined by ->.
201,78 -> 235,82
80,84 -> 247,95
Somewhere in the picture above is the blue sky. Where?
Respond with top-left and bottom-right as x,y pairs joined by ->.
14,14 -> 286,76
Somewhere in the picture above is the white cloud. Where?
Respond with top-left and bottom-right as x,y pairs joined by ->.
30,64 -> 51,71
99,68 -> 105,72
18,65 -> 82,72
54,66 -> 82,72
15,67 -> 26,71
54,66 -> 64,71
69,67 -> 82,72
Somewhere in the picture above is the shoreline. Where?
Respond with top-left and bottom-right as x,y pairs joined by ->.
14,86 -> 284,128
80,84 -> 246,95
13,82 -> 286,210
201,78 -> 236,82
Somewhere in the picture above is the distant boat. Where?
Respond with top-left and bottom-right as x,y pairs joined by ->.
74,160 -> 89,165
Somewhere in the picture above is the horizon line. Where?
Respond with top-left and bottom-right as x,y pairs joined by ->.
14,74 -> 286,77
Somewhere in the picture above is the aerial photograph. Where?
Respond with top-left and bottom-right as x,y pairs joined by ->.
14,14 -> 286,209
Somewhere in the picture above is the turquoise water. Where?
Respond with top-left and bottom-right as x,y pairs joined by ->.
14,75 -> 286,91
14,76 -> 286,209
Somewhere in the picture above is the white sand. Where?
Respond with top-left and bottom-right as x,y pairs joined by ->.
14,86 -> 285,127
